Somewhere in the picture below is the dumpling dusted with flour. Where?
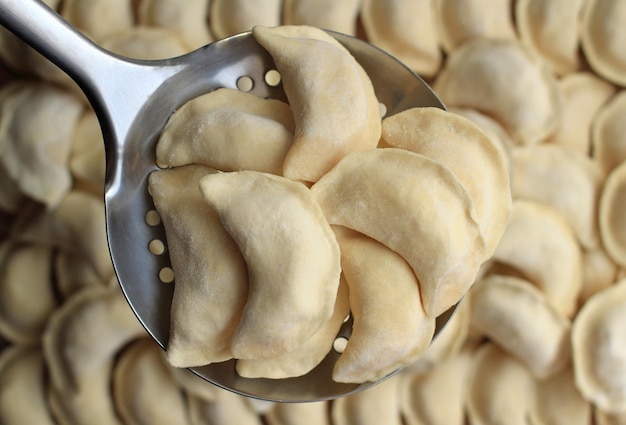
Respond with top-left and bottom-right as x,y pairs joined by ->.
252,25 -> 381,182
199,170 -> 341,359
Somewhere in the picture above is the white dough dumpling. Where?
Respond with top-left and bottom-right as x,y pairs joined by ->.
492,200 -> 582,318
470,274 -> 572,379
599,161 -> 626,268
199,170 -> 341,359
381,106 -> 511,257
434,0 -> 516,53
361,0 -> 442,77
210,0 -> 282,39
516,0 -> 585,76
236,278 -> 349,379
580,0 -> 626,87
511,144 -> 604,250
572,279 -> 626,413
149,165 -> 249,367
156,88 -> 294,175
252,25 -> 381,182
311,148 -> 484,318
282,0 -> 361,36
433,38 -> 562,146
332,226 -> 435,383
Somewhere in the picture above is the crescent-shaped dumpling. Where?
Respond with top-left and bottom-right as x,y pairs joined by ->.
0,241 -> 57,345
156,88 -> 294,175
548,72 -> 616,155
599,161 -> 626,268
138,0 -> 213,50
265,400 -> 331,425
61,0 -> 134,41
331,375 -> 403,425
210,0 -> 282,39
0,346 -> 57,425
112,338 -> 188,425
13,190 -> 114,282
434,0 -> 516,53
148,164 -> 249,367
332,226 -> 435,383
470,274 -> 572,379
99,27 -> 190,60
511,144 -> 604,250
236,278 -> 349,379
252,25 -> 381,182
381,106 -> 511,256
43,286 -> 146,425
530,365 -> 592,425
282,0 -> 361,36
492,200 -> 582,318
580,0 -> 626,87
0,81 -> 84,208
401,343 -> 475,425
311,147 -> 484,318
433,38 -> 562,146
187,388 -> 266,425
405,289 -> 472,375
516,0 -> 585,76
580,247 -> 619,305
466,343 -> 535,425
592,90 -> 626,176
360,0 -> 442,77
572,279 -> 626,413
198,170 -> 341,359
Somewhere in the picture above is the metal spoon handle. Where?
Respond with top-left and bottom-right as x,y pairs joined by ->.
0,0 -> 185,152
0,0 -> 113,85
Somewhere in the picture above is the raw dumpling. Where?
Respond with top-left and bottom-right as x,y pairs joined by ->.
0,81 -> 84,208
62,0 -> 134,41
516,0 -> 585,76
549,72 -> 616,155
138,0 -> 212,50
466,343 -> 535,425
0,241 -> 57,344
470,274 -> 572,379
434,0 -> 516,53
236,278 -> 349,379
252,25 -> 381,182
572,279 -> 626,413
149,164 -> 249,367
311,148 -> 484,318
592,90 -> 626,175
511,144 -> 604,250
282,0 -> 360,36
580,0 -> 626,87
491,200 -> 582,318
210,0 -> 282,39
156,88 -> 294,175
599,161 -> 626,268
433,38 -> 562,146
43,286 -> 146,425
0,346 -> 57,425
361,0 -> 442,77
199,170 -> 341,359
99,26 -> 190,60
381,106 -> 511,257
113,338 -> 189,425
332,226 -> 435,383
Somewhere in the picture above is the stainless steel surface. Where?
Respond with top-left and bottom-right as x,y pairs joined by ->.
0,0 -> 450,402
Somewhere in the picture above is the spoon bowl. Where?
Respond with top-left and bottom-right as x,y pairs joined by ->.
0,0 -> 451,402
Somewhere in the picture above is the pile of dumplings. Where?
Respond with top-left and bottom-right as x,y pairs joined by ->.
151,24 -> 510,383
1,0 -> 626,424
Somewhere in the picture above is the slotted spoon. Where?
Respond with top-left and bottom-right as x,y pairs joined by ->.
0,0 -> 453,402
